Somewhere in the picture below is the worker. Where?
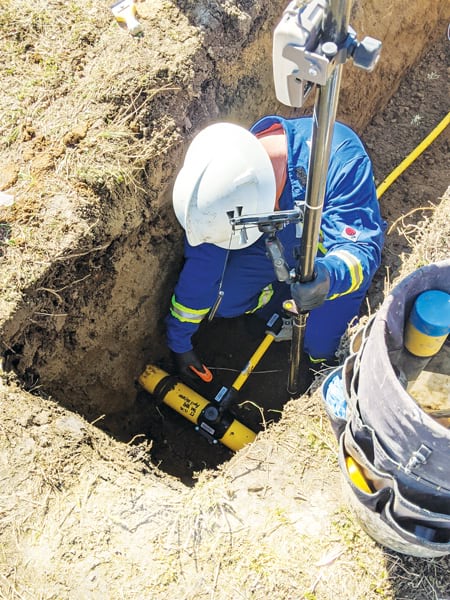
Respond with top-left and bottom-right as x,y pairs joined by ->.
165,115 -> 386,389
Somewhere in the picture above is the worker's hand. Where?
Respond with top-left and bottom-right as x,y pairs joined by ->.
290,261 -> 331,311
172,349 -> 213,384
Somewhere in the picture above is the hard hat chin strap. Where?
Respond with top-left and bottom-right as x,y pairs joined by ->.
207,236 -> 233,322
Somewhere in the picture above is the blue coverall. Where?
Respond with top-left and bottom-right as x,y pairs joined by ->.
166,116 -> 386,361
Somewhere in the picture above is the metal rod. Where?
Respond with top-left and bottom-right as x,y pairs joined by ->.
297,0 -> 350,282
288,0 -> 352,396
287,312 -> 307,395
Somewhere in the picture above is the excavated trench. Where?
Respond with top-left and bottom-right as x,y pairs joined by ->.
1,1 -> 449,483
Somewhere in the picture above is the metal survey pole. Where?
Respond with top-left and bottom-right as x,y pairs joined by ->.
287,0 -> 352,395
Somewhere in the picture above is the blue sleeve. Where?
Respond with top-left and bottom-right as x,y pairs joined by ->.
165,240 -> 227,353
319,139 -> 386,298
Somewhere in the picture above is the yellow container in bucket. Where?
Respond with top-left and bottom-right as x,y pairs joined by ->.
405,290 -> 450,357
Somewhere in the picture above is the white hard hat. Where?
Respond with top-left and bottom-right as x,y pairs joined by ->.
173,123 -> 276,249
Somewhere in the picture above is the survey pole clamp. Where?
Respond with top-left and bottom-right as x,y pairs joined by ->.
229,203 -> 305,245
229,204 -> 305,283
273,0 -> 382,107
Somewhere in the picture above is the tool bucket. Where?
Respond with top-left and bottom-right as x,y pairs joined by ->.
323,259 -> 450,557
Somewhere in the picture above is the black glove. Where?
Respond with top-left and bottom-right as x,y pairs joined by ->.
172,349 -> 213,384
290,261 -> 331,311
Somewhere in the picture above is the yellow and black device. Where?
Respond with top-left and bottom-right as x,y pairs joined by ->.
139,313 -> 285,451
139,364 -> 256,451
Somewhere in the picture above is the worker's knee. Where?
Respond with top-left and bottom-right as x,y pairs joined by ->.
305,286 -> 370,360
304,338 -> 341,363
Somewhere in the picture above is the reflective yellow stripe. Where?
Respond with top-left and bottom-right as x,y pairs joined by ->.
327,249 -> 363,299
317,229 -> 328,256
317,242 -> 327,255
308,354 -> 327,364
245,285 -> 274,314
170,295 -> 210,323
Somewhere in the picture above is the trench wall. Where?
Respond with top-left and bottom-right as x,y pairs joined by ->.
0,0 -> 448,418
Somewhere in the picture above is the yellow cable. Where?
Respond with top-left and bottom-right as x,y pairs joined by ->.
376,112 -> 450,199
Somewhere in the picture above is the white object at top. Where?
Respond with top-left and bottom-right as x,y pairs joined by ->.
273,0 -> 327,107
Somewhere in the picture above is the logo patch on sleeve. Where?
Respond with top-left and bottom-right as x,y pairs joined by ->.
341,226 -> 361,241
